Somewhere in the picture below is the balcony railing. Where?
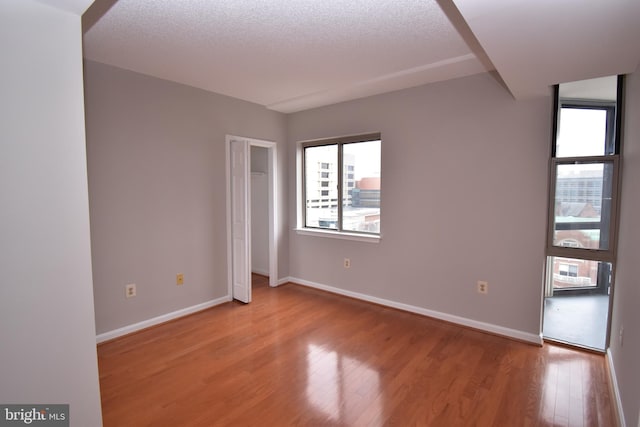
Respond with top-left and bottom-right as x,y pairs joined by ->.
553,274 -> 594,287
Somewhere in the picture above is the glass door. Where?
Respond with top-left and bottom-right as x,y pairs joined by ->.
543,75 -> 623,351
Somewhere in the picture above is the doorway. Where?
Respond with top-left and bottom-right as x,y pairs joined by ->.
251,146 -> 270,279
543,257 -> 612,350
542,75 -> 623,352
226,135 -> 278,303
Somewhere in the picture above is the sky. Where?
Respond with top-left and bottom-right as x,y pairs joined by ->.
557,108 -> 607,158
344,140 -> 381,180
556,108 -> 608,175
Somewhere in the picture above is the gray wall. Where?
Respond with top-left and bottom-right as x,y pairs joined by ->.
0,1 -> 103,425
81,47 -> 638,424
84,61 -> 288,334
287,72 -> 551,337
609,66 -> 640,427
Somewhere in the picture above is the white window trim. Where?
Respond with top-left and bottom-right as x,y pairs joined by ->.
295,227 -> 381,243
296,132 -> 382,240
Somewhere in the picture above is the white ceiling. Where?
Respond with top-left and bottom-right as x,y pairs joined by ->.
36,0 -> 94,15
452,0 -> 640,99
83,0 -> 640,113
559,76 -> 618,102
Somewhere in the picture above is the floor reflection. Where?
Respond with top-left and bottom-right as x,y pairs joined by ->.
306,343 -> 382,425
540,346 -> 599,426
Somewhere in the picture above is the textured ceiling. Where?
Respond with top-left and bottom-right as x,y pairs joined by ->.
83,0 -> 640,113
82,0 -> 490,113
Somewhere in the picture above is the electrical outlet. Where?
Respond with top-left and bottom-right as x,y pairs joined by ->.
176,273 -> 184,286
477,281 -> 488,294
344,258 -> 351,268
125,283 -> 136,298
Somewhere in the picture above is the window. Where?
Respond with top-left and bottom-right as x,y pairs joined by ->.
555,106 -> 615,157
302,133 -> 381,235
548,102 -> 619,258
559,264 -> 578,277
546,76 -> 622,295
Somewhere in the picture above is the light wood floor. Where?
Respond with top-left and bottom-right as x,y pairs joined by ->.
98,275 -> 616,426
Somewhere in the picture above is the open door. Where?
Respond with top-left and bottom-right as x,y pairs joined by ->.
230,137 -> 251,303
226,135 -> 278,303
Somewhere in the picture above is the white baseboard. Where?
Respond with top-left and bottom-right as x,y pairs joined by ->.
287,276 -> 542,345
606,349 -> 626,427
96,296 -> 231,344
97,278 -> 543,346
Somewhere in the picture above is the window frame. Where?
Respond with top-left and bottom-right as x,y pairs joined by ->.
553,102 -> 617,158
299,132 -> 381,239
546,155 -> 620,263
545,76 -> 623,301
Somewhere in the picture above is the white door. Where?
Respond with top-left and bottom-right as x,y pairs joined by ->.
230,138 -> 251,303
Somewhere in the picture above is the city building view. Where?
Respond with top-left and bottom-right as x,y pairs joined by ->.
551,166 -> 611,291
304,142 -> 380,233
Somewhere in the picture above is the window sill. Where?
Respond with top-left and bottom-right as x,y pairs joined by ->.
295,228 -> 381,243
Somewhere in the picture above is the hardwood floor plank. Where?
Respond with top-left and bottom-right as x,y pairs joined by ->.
97,277 -> 616,426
